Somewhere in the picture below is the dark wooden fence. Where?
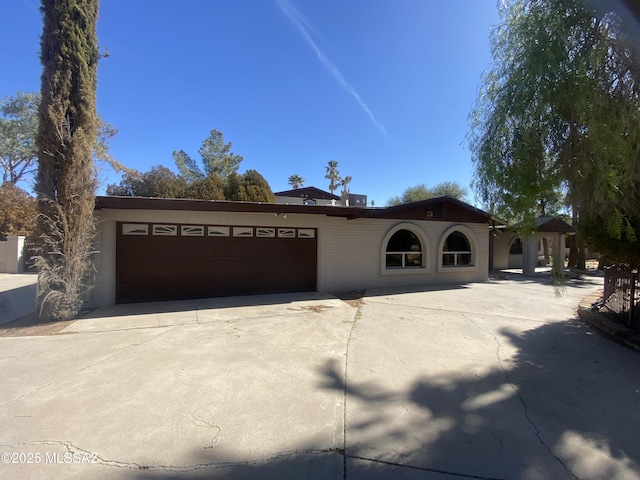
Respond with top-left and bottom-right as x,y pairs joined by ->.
604,266 -> 639,327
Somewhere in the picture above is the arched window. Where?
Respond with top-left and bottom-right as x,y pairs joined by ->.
385,229 -> 423,268
442,231 -> 472,266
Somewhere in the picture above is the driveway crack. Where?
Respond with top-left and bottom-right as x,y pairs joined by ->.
344,453 -> 505,479
342,294 -> 363,480
0,440 -> 503,478
462,313 -> 578,480
0,440 -> 343,473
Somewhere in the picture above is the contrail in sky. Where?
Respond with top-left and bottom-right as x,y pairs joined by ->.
277,0 -> 388,136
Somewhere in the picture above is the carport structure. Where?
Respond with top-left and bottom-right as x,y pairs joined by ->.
491,217 -> 575,274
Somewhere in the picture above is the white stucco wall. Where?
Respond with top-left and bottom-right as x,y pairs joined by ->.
317,216 -> 488,292
491,231 -> 520,270
0,236 -> 26,274
0,241 -> 7,273
90,208 -> 489,307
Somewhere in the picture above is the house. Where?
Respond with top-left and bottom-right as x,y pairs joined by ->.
274,186 -> 341,206
490,217 -> 576,274
275,186 -> 368,207
89,195 -> 494,306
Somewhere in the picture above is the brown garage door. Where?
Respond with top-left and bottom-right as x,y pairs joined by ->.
116,223 -> 317,304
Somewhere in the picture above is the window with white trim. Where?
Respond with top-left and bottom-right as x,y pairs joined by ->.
385,229 -> 423,268
442,231 -> 472,266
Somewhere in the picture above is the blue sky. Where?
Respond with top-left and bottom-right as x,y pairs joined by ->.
2,0 -> 500,206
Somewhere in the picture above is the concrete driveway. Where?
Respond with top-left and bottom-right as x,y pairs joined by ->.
0,273 -> 37,326
0,274 -> 639,479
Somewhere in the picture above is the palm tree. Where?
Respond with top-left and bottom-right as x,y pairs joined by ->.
340,175 -> 352,196
325,160 -> 340,195
287,174 -> 304,189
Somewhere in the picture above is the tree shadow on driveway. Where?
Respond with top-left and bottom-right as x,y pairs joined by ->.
129,313 -> 640,480
327,318 -> 640,480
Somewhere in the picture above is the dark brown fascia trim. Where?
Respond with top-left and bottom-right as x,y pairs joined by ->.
95,195 -> 495,223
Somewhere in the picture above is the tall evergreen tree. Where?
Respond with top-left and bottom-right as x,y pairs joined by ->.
34,0 -> 100,320
173,129 -> 243,182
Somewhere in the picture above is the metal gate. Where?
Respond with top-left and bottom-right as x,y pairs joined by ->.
604,266 -> 639,327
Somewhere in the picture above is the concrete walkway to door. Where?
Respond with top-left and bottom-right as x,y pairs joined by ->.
0,273 -> 639,479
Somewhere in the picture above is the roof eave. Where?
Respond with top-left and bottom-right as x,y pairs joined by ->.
94,195 -> 495,223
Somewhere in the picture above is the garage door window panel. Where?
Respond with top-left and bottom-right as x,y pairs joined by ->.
181,225 -> 205,236
208,226 -> 230,237
122,224 -> 149,235
153,225 -> 177,236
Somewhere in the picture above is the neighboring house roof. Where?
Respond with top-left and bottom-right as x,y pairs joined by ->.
274,186 -> 340,201
95,195 -> 494,223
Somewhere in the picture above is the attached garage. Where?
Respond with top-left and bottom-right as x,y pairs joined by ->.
116,222 -> 316,303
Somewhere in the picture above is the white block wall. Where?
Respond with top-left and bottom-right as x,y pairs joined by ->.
0,236 -> 25,274
0,241 -> 7,273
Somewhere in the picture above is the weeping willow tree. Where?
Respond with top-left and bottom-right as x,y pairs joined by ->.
34,0 -> 100,320
469,0 -> 640,268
